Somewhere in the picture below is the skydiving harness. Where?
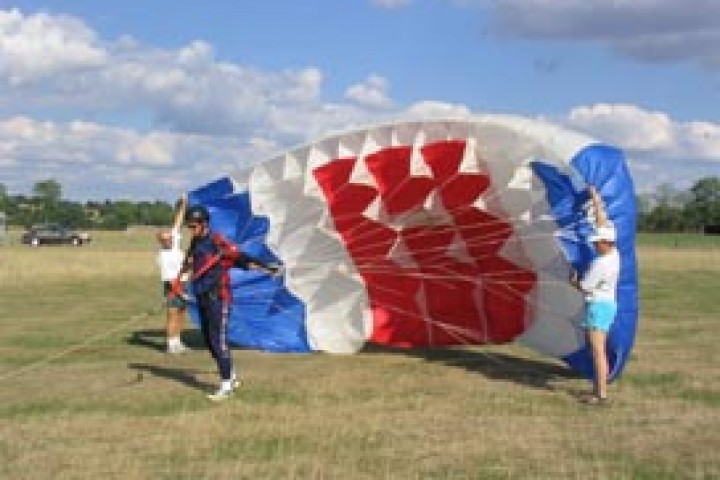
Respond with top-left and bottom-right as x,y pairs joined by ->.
169,233 -> 281,300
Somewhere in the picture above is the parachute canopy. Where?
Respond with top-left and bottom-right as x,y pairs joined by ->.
188,116 -> 638,380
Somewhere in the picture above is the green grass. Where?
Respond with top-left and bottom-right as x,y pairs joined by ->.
637,232 -> 720,248
212,434 -> 312,461
0,233 -> 719,479
623,371 -> 682,388
678,389 -> 720,407
641,270 -> 720,318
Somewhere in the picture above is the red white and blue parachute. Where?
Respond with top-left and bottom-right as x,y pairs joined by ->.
188,117 -> 638,380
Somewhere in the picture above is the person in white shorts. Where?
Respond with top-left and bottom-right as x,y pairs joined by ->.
156,196 -> 189,354
571,186 -> 620,405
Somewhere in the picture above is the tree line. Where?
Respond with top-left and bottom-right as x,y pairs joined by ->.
638,177 -> 720,233
1,177 -> 719,232
0,180 -> 175,230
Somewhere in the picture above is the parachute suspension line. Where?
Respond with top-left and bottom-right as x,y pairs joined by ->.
284,225 -> 556,272
216,275 -> 478,345
316,264 -> 573,292
198,120 -> 638,380
296,212 -> 591,270
269,217 -> 587,301
251,138 -> 591,264
0,303 -> 164,383
259,175 -> 590,269
361,284 -> 489,346
287,197 -> 586,263
241,146 -> 589,338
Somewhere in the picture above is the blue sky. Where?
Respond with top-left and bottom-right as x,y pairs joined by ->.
1,0 -> 718,200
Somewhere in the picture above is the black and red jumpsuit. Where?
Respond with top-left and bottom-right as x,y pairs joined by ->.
188,232 -> 240,381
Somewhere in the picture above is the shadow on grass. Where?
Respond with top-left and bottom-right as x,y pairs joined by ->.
127,362 -> 214,391
126,328 -> 206,352
362,344 -> 581,392
127,331 -> 581,393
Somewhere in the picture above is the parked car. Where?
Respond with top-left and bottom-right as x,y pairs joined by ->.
21,224 -> 92,246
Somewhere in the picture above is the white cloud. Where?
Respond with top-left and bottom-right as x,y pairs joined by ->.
404,100 -> 472,118
265,103 -> 375,144
118,134 -> 174,166
565,103 -> 720,163
475,0 -> 720,70
345,75 -> 393,109
562,102 -> 720,192
247,136 -> 279,152
370,0 -> 412,8
679,121 -> 720,161
282,68 -> 323,103
1,8 -> 716,200
96,45 -> 278,135
0,116 -> 259,199
567,103 -> 675,152
0,8 -> 108,85
0,10 -> 331,138
0,10 -> 402,198
0,116 -> 170,166
177,40 -> 214,67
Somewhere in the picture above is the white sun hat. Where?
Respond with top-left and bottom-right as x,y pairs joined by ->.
589,223 -> 617,243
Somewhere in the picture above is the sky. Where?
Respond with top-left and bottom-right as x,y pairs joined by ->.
0,0 -> 719,201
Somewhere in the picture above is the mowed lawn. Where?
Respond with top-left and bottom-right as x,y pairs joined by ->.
0,230 -> 718,479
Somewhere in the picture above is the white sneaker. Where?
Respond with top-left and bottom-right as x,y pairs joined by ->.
231,374 -> 242,389
207,387 -> 234,401
166,343 -> 189,354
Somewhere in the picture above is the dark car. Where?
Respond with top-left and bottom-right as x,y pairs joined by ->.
21,224 -> 91,247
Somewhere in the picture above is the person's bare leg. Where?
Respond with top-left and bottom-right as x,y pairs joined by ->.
588,329 -> 609,398
167,307 -> 185,341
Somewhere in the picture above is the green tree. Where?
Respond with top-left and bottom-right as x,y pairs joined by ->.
104,200 -> 135,230
0,183 -> 7,211
685,176 -> 720,228
33,179 -> 62,204
641,183 -> 687,232
55,201 -> 88,228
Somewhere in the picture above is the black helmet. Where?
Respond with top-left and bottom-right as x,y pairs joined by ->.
185,204 -> 210,224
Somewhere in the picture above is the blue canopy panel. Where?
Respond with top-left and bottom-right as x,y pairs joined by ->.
187,178 -> 311,353
532,144 -> 639,381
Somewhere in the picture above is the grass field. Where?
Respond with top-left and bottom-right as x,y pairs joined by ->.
0,230 -> 718,479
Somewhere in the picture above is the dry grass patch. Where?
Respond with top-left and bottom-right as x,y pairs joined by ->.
638,246 -> 720,272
